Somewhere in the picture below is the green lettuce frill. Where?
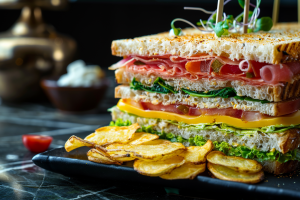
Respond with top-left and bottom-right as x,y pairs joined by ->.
110,118 -> 300,163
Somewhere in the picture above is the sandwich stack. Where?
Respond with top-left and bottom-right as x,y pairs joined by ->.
109,28 -> 300,174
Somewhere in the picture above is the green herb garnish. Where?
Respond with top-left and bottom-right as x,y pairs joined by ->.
171,0 -> 272,37
254,17 -> 273,32
171,19 -> 182,36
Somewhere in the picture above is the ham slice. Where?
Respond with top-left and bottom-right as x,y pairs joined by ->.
286,62 -> 300,75
116,55 -> 300,85
260,64 -> 293,84
108,56 -> 135,70
250,61 -> 266,78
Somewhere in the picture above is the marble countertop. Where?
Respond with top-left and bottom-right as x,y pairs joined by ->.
0,83 -> 217,200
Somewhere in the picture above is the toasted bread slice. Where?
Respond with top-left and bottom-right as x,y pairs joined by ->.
115,68 -> 300,102
112,28 -> 300,64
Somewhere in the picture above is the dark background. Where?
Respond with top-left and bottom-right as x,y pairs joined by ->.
0,0 -> 297,77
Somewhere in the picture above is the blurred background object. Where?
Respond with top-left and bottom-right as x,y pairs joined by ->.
41,60 -> 109,113
0,0 -> 76,102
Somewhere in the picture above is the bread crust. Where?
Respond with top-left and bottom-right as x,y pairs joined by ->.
261,160 -> 298,174
111,28 -> 300,64
116,68 -> 300,102
279,129 -> 300,154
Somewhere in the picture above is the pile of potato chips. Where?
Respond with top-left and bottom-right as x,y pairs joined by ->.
65,123 -> 264,182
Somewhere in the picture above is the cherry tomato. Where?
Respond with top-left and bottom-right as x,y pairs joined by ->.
22,135 -> 53,153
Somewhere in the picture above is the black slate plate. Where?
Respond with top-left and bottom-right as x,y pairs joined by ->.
33,147 -> 300,200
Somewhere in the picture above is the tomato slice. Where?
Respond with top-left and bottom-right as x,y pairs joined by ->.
22,135 -> 53,153
219,64 -> 243,74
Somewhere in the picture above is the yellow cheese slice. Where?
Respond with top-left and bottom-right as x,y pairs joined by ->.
117,99 -> 300,129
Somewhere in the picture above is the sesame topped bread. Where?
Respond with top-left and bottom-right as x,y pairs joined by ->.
111,28 -> 300,64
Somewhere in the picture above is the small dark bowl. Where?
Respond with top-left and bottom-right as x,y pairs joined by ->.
41,77 -> 109,113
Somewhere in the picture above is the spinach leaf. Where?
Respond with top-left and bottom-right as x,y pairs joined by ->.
130,77 -> 178,94
154,77 -> 178,94
182,87 -> 236,98
233,96 -> 270,104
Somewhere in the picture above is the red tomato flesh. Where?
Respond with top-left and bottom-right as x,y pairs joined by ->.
140,101 -> 243,118
219,64 -> 243,74
22,135 -> 53,153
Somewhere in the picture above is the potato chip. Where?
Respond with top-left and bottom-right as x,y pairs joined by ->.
180,140 -> 213,164
105,143 -> 186,161
141,139 -> 171,145
84,123 -> 140,146
65,135 -> 94,152
108,150 -> 131,158
108,151 -> 135,162
128,132 -> 159,145
87,149 -> 122,165
134,156 -> 185,176
160,163 -> 206,180
207,163 -> 264,184
207,151 -> 262,173
114,156 -> 136,162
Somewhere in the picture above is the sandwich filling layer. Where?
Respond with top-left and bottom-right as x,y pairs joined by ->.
110,108 -> 300,164
116,99 -> 300,129
116,68 -> 300,102
116,85 -> 300,116
113,56 -> 300,85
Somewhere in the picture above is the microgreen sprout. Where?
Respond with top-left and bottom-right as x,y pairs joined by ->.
170,0 -> 273,37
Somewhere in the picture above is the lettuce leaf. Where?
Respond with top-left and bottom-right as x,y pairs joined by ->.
168,120 -> 300,135
110,118 -> 300,163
